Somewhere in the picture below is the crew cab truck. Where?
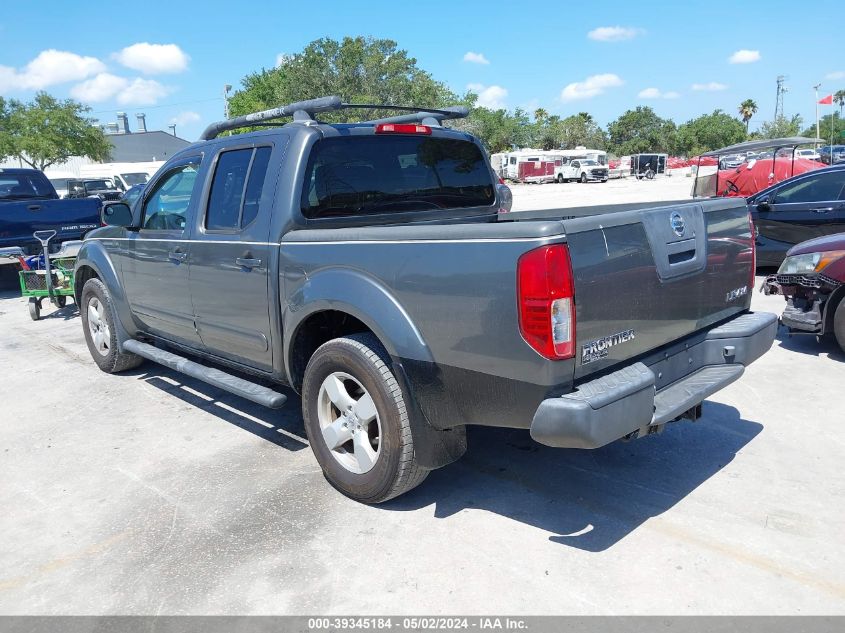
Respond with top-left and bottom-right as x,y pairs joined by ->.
555,158 -> 609,183
74,96 -> 777,503
0,168 -> 101,262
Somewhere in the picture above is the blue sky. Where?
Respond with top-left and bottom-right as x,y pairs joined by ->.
1,0 -> 843,141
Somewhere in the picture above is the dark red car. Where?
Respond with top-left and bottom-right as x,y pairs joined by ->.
764,232 -> 845,352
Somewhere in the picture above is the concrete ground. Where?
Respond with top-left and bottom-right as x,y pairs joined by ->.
1,178 -> 844,614
509,169 -> 695,211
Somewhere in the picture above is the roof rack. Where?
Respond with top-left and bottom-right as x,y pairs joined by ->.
199,96 -> 469,140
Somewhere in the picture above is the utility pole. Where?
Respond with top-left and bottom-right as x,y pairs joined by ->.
223,84 -> 232,120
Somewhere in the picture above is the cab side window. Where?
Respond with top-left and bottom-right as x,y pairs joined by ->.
142,158 -> 201,231
774,171 -> 845,204
205,146 -> 272,231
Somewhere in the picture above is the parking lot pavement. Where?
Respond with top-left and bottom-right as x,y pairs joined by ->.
0,273 -> 844,615
509,171 -> 695,211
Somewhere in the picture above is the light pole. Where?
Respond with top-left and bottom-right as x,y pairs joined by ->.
814,83 -> 821,146
168,124 -> 177,137
223,84 -> 232,119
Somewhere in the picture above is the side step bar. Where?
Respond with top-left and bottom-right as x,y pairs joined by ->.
123,340 -> 287,409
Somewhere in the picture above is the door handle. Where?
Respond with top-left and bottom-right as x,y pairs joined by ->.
27,204 -> 42,211
236,257 -> 262,269
168,251 -> 188,263
811,208 -> 833,214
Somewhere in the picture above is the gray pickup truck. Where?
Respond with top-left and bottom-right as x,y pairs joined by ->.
74,96 -> 776,503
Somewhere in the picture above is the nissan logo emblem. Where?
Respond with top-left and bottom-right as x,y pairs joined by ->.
670,212 -> 685,237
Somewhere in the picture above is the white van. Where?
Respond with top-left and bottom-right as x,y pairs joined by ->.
79,162 -> 164,192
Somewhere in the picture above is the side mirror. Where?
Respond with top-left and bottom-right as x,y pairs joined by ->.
101,201 -> 135,228
756,195 -> 771,211
496,183 -> 513,213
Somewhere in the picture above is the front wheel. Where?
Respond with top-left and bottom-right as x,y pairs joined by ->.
834,299 -> 845,353
556,174 -> 564,183
580,173 -> 587,183
80,278 -> 144,373
302,333 -> 428,503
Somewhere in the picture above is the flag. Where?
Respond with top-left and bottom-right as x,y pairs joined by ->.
818,94 -> 833,105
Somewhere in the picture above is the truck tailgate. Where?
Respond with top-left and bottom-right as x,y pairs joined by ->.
559,199 -> 754,380
0,198 -> 101,253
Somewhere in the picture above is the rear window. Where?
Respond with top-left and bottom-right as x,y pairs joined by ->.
301,135 -> 495,219
0,173 -> 55,200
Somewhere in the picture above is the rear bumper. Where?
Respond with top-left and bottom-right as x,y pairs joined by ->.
530,311 -> 777,449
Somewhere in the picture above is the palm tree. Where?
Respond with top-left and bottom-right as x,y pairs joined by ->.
835,90 -> 845,119
738,99 -> 758,134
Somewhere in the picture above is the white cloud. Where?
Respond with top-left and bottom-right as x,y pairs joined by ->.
729,49 -> 761,64
637,87 -> 661,99
115,43 -> 189,74
70,73 -> 128,102
117,78 -> 171,105
825,70 -> 845,80
467,83 -> 508,109
692,81 -> 728,91
275,53 -> 292,67
637,87 -> 680,99
170,110 -> 200,126
587,26 -> 643,42
463,51 -> 490,65
0,50 -> 105,91
560,73 -> 623,102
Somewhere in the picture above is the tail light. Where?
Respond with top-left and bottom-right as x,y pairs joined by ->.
375,123 -> 431,135
517,244 -> 575,359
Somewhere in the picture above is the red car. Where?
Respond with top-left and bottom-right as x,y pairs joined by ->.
764,232 -> 845,352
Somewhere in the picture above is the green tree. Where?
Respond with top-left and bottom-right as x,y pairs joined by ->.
674,109 -> 746,156
757,114 -> 803,139
228,36 -> 458,123
607,106 -> 676,155
801,113 -> 845,144
0,92 -> 110,170
738,99 -> 758,134
834,90 -> 845,119
454,96 -> 532,153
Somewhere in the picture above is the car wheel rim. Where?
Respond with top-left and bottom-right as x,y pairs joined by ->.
317,372 -> 382,475
86,297 -> 111,357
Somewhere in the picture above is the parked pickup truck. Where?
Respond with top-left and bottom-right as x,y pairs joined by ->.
555,158 -> 609,183
0,168 -> 101,262
74,96 -> 776,503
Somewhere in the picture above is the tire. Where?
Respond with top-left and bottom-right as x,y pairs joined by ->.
580,173 -> 587,183
28,298 -> 40,321
834,299 -> 845,354
55,295 -> 67,308
556,174 -> 564,183
302,333 -> 428,503
80,278 -> 144,373
601,179 -> 608,183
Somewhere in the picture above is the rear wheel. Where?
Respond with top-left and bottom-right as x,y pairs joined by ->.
28,298 -> 40,321
834,299 -> 845,353
55,295 -> 67,308
302,333 -> 428,503
580,172 -> 587,183
80,278 -> 144,373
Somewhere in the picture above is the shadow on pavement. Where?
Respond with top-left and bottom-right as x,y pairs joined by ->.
775,324 -> 844,361
123,363 -> 307,451
386,402 -> 762,552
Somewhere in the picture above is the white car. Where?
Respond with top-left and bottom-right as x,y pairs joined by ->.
795,148 -> 821,161
555,159 -> 609,183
